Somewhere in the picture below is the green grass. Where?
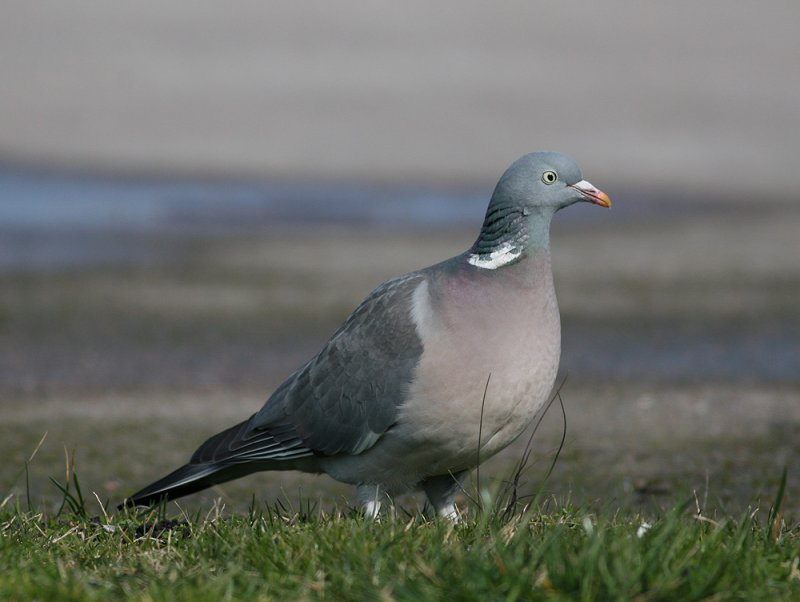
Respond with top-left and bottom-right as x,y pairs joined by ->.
1,421 -> 798,600
1,479 -> 798,601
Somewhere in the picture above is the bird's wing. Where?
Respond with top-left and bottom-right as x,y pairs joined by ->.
190,272 -> 426,464
257,272 -> 426,455
188,413 -> 312,463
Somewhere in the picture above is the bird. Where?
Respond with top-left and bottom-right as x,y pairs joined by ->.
120,151 -> 611,519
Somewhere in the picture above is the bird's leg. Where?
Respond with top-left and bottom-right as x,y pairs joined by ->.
421,471 -> 469,521
357,483 -> 386,520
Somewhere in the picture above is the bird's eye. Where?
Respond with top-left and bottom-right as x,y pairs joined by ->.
542,171 -> 558,184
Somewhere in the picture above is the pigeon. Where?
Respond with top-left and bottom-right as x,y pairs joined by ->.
120,151 -> 611,519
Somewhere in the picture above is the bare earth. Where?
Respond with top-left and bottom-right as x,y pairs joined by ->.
2,208 -> 798,517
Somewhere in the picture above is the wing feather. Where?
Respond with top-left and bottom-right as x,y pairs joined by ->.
181,273 -> 426,466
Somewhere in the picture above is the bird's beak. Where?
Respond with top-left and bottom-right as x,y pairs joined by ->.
569,180 -> 612,208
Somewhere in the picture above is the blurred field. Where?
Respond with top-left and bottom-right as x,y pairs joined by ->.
1,1 -> 799,198
1,0 -> 798,521
2,201 -> 798,517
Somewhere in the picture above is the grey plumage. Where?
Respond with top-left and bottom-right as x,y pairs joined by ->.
121,151 -> 611,518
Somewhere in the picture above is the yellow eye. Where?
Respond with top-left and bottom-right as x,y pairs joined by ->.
542,171 -> 558,184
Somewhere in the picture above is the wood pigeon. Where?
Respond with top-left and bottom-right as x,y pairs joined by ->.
120,151 -> 611,519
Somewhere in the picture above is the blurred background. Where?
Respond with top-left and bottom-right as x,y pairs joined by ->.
1,1 -> 798,516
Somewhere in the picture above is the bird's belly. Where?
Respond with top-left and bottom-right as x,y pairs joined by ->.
395,289 -> 561,479
403,336 -> 559,467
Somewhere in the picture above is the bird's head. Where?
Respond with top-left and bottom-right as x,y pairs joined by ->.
492,151 -> 611,213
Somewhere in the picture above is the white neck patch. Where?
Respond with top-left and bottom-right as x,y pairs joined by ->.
467,242 -> 522,270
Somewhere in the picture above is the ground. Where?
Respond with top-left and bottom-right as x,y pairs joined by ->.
2,203 -> 798,519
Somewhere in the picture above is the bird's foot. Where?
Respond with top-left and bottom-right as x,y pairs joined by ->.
357,483 -> 387,520
437,502 -> 461,522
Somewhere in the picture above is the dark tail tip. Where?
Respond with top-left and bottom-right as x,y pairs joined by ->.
116,462 -> 256,512
116,463 -> 218,511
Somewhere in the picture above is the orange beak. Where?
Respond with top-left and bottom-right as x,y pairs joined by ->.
569,180 -> 612,208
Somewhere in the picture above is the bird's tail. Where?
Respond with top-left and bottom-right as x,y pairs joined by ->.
118,462 -> 255,509
118,414 -> 316,510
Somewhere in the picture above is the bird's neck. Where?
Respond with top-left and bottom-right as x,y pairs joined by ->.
467,205 -> 553,270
